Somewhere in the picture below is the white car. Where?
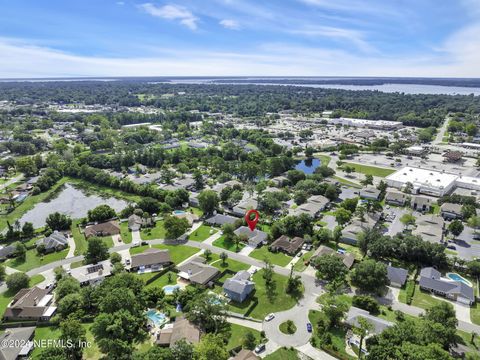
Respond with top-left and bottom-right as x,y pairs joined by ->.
264,313 -> 275,322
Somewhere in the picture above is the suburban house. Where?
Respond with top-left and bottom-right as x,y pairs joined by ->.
70,260 -> 113,286
173,211 -> 199,225
162,176 -> 196,191
341,214 -> 379,245
269,235 -> 305,255
223,270 -> 255,303
84,220 -> 120,238
385,190 -> 408,206
3,287 -> 56,322
291,194 -> 329,218
387,265 -> 408,287
0,244 -> 16,261
359,187 -> 381,201
234,226 -> 268,248
177,258 -> 220,286
205,213 -> 238,227
188,192 -> 200,207
271,175 -> 289,187
0,326 -> 36,360
128,214 -> 153,231
156,316 -> 201,347
310,245 -> 355,269
345,307 -> 394,335
413,215 -> 444,244
130,248 -> 171,272
411,195 -> 434,212
440,202 -> 463,220
418,267 -> 475,305
36,231 -> 68,253
232,198 -> 258,217
231,349 -> 261,360
211,180 -> 242,193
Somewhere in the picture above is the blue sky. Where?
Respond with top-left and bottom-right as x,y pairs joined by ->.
0,0 -> 479,77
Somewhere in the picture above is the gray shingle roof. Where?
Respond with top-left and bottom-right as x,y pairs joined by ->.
387,265 -> 408,286
205,214 -> 238,226
345,307 -> 394,335
419,277 -> 474,303
36,231 -> 68,250
419,267 -> 441,279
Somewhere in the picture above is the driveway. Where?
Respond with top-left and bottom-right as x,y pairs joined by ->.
454,302 -> 472,323
66,235 -> 76,259
239,245 -> 256,256
112,234 -> 123,247
131,230 -> 141,245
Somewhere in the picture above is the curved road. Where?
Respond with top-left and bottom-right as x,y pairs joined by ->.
3,232 -> 480,339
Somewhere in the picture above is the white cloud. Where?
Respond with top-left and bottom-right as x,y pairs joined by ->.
139,3 -> 198,30
0,37 -> 479,78
220,19 -> 240,30
290,26 -> 375,53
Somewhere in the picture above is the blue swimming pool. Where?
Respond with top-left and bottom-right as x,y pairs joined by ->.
163,284 -> 180,295
145,309 -> 167,327
446,273 -> 473,287
173,210 -> 186,215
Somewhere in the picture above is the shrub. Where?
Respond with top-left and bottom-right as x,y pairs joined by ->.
352,295 -> 380,314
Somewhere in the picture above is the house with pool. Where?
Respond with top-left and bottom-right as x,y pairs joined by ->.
419,267 -> 475,305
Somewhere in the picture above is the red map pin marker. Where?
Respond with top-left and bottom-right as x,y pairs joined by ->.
245,209 -> 260,231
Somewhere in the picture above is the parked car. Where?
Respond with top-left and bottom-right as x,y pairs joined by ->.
125,259 -> 131,266
306,322 -> 312,332
264,313 -> 275,322
447,245 -> 456,250
254,343 -> 266,354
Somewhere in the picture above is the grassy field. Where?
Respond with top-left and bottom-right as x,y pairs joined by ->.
471,300 -> 480,325
120,221 -> 132,243
264,348 -> 299,360
249,246 -> 293,267
212,235 -> 245,252
0,274 -> 45,316
332,176 -> 362,188
188,224 -> 217,242
293,249 -> 314,272
143,270 -> 178,289
71,220 -> 87,255
227,270 -> 300,319
6,248 -> 69,272
341,162 -> 396,177
316,154 -> 332,166
399,285 -> 447,309
227,323 -> 262,351
140,220 -> 166,240
130,244 -> 200,264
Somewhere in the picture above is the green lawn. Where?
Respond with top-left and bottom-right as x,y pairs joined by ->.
332,176 -> 362,188
0,274 -> 45,317
227,323 -> 262,351
187,207 -> 204,217
31,326 -> 62,358
249,246 -> 293,267
207,253 -> 250,274
398,284 -> 447,309
293,249 -> 314,272
341,162 -> 396,177
227,270 -> 300,319
143,271 -> 178,289
264,348 -> 299,360
188,225 -> 217,242
130,244 -> 200,264
140,220 -> 166,240
71,220 -> 87,255
120,221 -> 132,243
6,248 -> 69,272
316,154 -> 332,166
212,235 -> 245,252
470,301 -> 480,325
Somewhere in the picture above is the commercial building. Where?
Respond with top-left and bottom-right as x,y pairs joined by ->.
326,117 -> 403,130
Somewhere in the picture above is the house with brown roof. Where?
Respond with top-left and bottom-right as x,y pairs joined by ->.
3,287 -> 56,322
84,221 -> 120,238
177,258 -> 220,286
130,248 -> 171,272
231,349 -> 261,360
156,316 -> 201,347
269,235 -> 305,255
310,245 -> 355,269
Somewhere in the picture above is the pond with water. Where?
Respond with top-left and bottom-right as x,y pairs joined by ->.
295,158 -> 321,174
20,183 -> 129,227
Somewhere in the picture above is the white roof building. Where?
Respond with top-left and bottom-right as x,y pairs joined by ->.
386,167 -> 458,197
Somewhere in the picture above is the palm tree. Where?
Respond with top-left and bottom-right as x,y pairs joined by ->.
354,317 -> 374,359
220,252 -> 228,266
